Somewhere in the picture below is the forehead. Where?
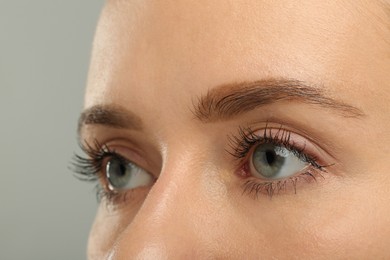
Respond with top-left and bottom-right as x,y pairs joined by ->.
85,0 -> 389,119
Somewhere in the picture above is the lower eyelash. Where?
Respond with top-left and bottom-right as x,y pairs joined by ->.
94,184 -> 128,205
242,168 -> 326,198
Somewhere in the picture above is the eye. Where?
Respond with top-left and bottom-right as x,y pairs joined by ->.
250,143 -> 309,180
106,157 -> 154,191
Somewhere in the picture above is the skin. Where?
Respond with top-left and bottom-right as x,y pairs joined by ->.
80,0 -> 390,259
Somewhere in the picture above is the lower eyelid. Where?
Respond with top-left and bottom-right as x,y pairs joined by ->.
241,166 -> 327,198
97,185 -> 152,209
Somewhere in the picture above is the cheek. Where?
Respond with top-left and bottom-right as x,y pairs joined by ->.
237,176 -> 390,257
300,181 -> 390,257
87,194 -> 147,258
86,169 -> 390,258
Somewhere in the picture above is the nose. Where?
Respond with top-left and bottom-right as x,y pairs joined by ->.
107,154 -> 230,259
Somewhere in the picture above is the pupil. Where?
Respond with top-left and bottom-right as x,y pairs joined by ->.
265,150 -> 276,165
118,164 -> 126,177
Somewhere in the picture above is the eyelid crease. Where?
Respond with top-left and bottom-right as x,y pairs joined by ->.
244,120 -> 342,163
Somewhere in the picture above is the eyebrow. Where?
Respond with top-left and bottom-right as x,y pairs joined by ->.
78,78 -> 364,132
193,78 -> 364,122
78,105 -> 143,133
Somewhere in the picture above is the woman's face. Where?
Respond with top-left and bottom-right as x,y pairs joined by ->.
79,0 -> 390,258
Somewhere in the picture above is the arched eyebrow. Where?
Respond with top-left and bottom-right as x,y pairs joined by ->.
192,78 -> 365,123
78,78 -> 364,133
78,105 -> 143,134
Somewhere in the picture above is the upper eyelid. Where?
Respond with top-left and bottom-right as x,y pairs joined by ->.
83,124 -> 334,177
227,126 -> 291,157
246,121 -> 340,160
102,142 -> 161,179
228,126 -> 332,165
82,135 -> 153,165
80,126 -> 163,168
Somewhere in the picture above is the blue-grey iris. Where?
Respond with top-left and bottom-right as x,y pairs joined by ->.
105,157 -> 153,191
106,157 -> 134,189
252,143 -> 307,179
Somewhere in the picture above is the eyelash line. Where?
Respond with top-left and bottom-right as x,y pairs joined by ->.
72,125 -> 333,203
242,169 -> 324,199
71,140 -> 126,203
228,124 -> 330,198
228,124 -> 327,170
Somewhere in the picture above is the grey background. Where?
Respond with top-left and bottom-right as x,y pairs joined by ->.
0,1 -> 104,259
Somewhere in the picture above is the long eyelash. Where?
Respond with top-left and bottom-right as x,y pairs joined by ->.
228,124 -> 330,198
71,139 -> 110,181
228,124 -> 326,170
70,140 -> 122,202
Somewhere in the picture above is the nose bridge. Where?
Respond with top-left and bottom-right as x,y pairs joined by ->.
109,149 -> 226,259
